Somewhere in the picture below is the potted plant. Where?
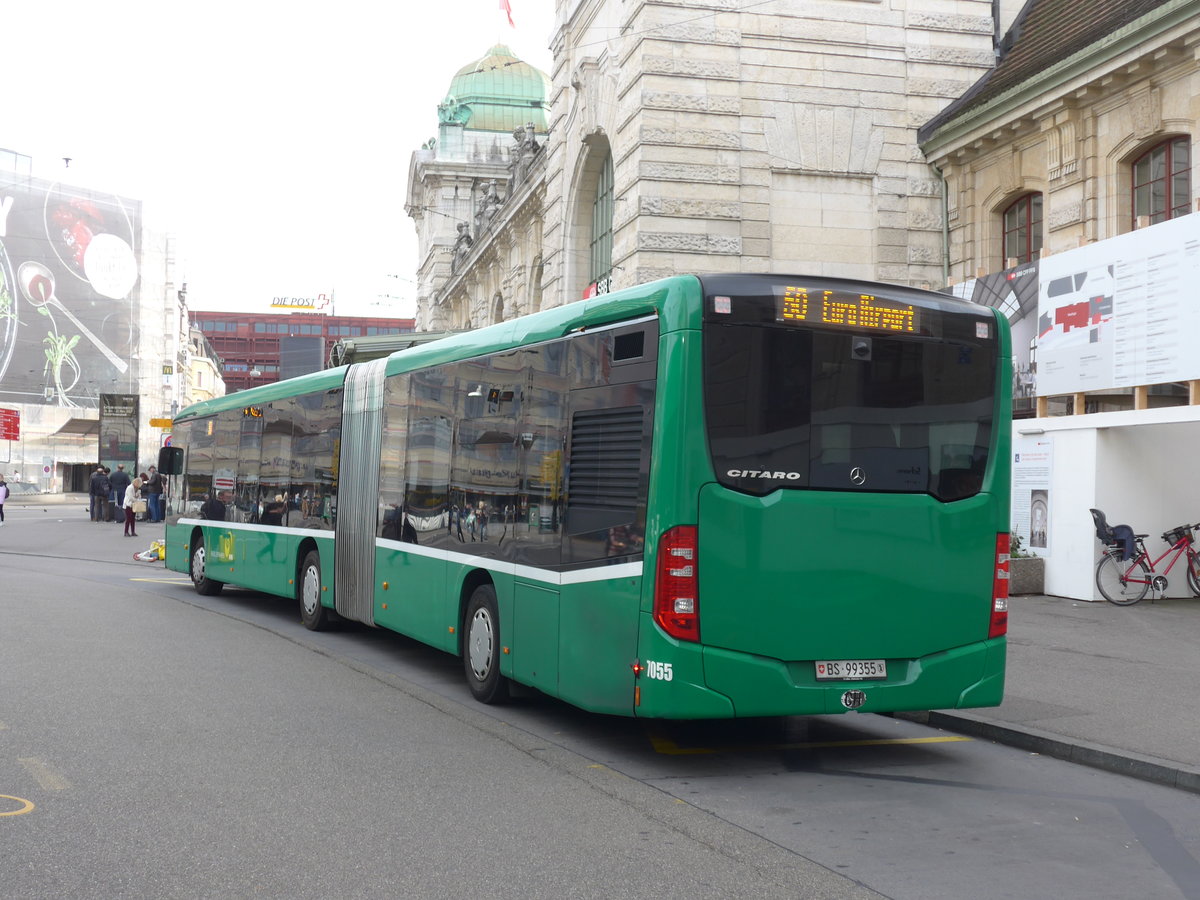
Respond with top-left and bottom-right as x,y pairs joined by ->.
1008,531 -> 1044,595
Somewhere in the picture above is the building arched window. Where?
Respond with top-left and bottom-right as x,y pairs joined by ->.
1132,136 -> 1191,226
1002,193 -> 1043,265
589,153 -> 613,285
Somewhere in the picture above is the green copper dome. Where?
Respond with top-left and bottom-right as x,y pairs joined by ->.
443,44 -> 550,134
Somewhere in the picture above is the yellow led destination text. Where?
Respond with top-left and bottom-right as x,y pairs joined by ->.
823,293 -> 914,331
780,286 -> 916,333
780,285 -> 810,322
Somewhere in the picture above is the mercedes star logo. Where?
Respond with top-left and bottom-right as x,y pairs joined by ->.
850,466 -> 866,486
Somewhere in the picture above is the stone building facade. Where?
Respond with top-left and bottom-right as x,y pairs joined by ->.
920,0 -> 1200,414
406,45 -> 551,332
411,0 -> 1016,327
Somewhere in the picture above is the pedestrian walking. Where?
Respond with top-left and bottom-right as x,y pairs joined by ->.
122,477 -> 139,537
0,474 -> 8,525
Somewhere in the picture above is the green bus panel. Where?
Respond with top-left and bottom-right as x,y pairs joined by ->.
166,523 -> 334,605
696,486 -> 1002,661
553,573 -> 642,715
374,547 -> 450,650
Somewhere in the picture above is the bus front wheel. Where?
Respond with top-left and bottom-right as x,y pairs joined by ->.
299,551 -> 329,631
463,584 -> 509,704
190,538 -> 224,596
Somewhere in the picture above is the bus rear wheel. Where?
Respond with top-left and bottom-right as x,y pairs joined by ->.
299,550 -> 329,631
463,584 -> 509,704
190,538 -> 224,596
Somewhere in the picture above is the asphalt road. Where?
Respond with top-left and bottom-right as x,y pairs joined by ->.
3,507 -> 1198,899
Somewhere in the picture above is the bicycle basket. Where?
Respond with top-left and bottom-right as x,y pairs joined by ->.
1163,525 -> 1192,545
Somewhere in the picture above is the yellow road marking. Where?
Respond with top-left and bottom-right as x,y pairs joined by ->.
0,795 -> 35,817
17,758 -> 71,791
648,733 -> 972,755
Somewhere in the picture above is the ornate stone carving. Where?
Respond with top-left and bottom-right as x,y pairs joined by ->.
451,222 -> 473,274
437,96 -> 471,125
1050,120 -> 1079,182
1131,88 -> 1162,140
474,181 -> 503,236
508,122 -> 541,187
1048,200 -> 1084,232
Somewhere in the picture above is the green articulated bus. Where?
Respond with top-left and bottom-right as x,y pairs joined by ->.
164,273 -> 1012,718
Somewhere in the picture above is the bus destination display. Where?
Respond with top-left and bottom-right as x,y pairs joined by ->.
777,286 -> 917,333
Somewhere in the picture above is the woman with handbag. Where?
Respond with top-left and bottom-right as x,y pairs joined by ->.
122,477 -> 141,537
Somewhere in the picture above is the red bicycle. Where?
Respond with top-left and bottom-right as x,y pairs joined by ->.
1091,509 -> 1200,605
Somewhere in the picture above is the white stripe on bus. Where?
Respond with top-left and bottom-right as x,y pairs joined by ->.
179,519 -> 642,586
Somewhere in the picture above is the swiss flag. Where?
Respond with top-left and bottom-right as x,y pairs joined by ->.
500,0 -> 514,27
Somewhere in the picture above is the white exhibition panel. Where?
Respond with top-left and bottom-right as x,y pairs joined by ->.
1012,406 -> 1200,600
1037,213 -> 1200,397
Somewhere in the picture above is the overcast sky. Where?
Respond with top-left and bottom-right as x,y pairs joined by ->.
3,1 -> 555,319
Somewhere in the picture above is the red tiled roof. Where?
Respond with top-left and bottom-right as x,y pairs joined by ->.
920,0 -> 1177,143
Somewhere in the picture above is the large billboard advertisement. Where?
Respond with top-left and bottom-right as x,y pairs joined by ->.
1036,213 -> 1200,396
99,393 -> 139,471
0,171 -> 141,407
946,260 -> 1040,403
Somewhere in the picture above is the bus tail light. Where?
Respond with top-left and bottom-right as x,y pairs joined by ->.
990,532 -> 1009,638
654,525 -> 699,642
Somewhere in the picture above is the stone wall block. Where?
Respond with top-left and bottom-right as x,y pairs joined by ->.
641,55 -> 740,80
907,177 -> 943,197
642,91 -> 741,114
1048,200 -> 1084,231
640,162 -> 742,183
908,77 -> 974,99
650,23 -> 741,46
907,46 -> 995,67
876,265 -> 912,282
909,12 -> 994,34
639,197 -> 742,219
907,211 -> 943,231
638,232 -> 743,254
741,220 -> 771,240
907,246 -> 940,264
640,127 -> 742,149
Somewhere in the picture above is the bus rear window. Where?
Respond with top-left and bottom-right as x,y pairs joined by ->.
704,322 -> 996,500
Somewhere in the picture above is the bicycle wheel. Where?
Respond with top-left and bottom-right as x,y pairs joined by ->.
1095,549 -> 1149,605
1187,550 -> 1200,597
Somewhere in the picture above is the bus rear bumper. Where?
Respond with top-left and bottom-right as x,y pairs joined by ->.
700,637 -> 1006,717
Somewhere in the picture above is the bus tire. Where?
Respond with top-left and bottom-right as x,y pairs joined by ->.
298,550 -> 329,631
463,584 -> 509,704
190,537 -> 224,596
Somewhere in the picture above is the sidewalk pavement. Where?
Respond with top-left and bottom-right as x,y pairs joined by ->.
6,494 -> 1198,794
901,592 -> 1200,794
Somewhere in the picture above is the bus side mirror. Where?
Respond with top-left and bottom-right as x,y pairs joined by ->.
158,446 -> 184,475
